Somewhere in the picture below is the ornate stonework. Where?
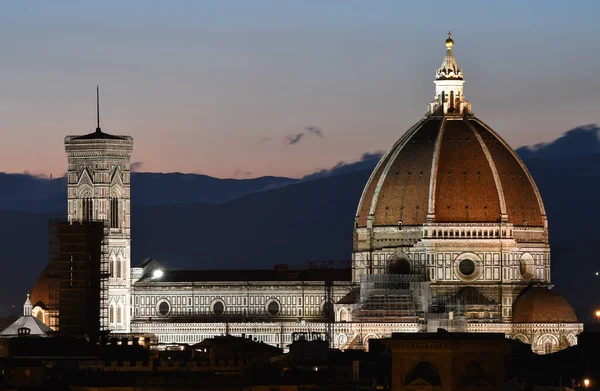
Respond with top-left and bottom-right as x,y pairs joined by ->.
65,127 -> 133,332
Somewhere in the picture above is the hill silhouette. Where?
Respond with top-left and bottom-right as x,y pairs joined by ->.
0,172 -> 295,212
0,128 -> 598,322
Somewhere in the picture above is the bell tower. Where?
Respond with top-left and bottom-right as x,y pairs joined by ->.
64,87 -> 133,332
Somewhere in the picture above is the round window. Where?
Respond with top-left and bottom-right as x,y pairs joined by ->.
212,301 -> 225,316
266,300 -> 280,317
157,300 -> 170,317
388,257 -> 411,274
519,254 -> 534,281
459,259 -> 475,276
519,260 -> 527,277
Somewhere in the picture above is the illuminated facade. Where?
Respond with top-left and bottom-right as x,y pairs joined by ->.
30,34 -> 582,354
63,103 -> 133,333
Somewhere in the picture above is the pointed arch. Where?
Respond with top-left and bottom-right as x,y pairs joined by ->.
405,361 -> 441,386
110,185 -> 122,198
536,334 -> 559,355
77,185 -> 93,199
111,166 -> 124,187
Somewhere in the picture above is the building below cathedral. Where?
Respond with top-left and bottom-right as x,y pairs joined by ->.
28,34 -> 582,354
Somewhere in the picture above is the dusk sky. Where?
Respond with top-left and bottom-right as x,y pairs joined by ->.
0,1 -> 598,179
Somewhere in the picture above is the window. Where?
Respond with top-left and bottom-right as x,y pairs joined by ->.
109,305 -> 114,323
212,300 -> 225,316
340,308 -> 348,322
157,300 -> 170,317
110,198 -> 119,228
117,306 -> 122,323
459,259 -> 475,276
82,198 -> 93,221
266,300 -> 280,317
116,259 -> 122,278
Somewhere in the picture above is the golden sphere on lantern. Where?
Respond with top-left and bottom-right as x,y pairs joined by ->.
445,31 -> 454,48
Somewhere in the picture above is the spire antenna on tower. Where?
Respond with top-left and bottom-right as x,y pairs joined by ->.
96,86 -> 101,133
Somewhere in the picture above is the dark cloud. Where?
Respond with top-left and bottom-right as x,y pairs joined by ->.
516,124 -> 600,160
285,133 -> 305,145
301,151 -> 383,181
285,126 -> 325,146
305,126 -> 324,138
131,162 -> 144,172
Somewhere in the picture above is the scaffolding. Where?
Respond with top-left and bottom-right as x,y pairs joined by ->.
47,219 -> 108,339
353,274 -> 430,323
350,272 -> 501,335
426,285 -> 501,331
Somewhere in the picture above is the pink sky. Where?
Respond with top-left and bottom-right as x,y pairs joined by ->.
0,1 -> 598,179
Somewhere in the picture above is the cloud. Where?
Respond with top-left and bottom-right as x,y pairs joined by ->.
285,126 -> 325,146
301,151 -> 383,181
131,162 -> 144,172
285,133 -> 305,145
305,126 -> 324,138
516,123 -> 600,160
258,137 -> 272,144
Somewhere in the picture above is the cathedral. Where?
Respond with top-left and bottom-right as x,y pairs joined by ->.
28,34 -> 582,355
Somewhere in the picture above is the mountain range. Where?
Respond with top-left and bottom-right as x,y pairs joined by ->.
0,124 -> 598,321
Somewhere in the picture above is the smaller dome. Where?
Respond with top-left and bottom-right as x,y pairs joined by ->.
512,287 -> 578,323
30,266 -> 49,308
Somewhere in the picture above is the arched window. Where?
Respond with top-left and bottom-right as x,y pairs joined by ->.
340,308 -> 348,322
110,198 -> 119,228
109,305 -> 114,323
116,259 -> 122,279
109,259 -> 114,277
117,306 -> 122,324
82,198 -> 93,221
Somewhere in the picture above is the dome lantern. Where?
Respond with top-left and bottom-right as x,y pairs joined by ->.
428,32 -> 472,116
23,293 -> 32,317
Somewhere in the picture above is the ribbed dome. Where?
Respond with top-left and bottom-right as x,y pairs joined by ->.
356,117 -> 546,228
512,287 -> 578,323
30,266 -> 49,308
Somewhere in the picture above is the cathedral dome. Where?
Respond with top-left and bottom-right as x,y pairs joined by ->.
512,287 -> 578,323
30,266 -> 49,308
355,117 -> 546,228
355,36 -> 546,229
